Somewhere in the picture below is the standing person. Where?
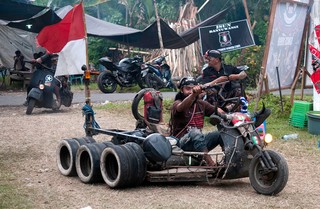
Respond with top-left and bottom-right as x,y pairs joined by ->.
201,49 -> 247,104
169,77 -> 224,166
13,50 -> 26,71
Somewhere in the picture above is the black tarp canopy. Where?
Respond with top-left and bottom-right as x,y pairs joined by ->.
0,0 -> 61,33
57,6 -> 229,49
0,0 -> 50,21
1,1 -> 228,49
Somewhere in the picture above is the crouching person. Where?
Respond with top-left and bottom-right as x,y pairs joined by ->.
169,77 -> 224,166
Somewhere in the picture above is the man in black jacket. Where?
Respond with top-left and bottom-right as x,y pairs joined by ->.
201,50 -> 247,105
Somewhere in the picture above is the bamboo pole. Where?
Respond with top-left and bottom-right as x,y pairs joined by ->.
81,1 -> 91,106
243,0 -> 252,29
254,0 -> 278,111
153,0 -> 164,49
290,68 -> 301,104
301,66 -> 306,100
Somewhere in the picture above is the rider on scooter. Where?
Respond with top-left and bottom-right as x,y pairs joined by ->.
23,52 -> 61,108
169,77 -> 225,166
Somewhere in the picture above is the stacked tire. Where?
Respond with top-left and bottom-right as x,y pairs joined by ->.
56,137 -> 96,176
75,141 -> 114,183
100,142 -> 146,188
56,138 -> 147,188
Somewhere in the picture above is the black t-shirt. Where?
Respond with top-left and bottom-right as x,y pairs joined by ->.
202,64 -> 242,91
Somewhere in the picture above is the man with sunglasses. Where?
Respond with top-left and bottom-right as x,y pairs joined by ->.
201,50 -> 247,105
169,77 -> 224,166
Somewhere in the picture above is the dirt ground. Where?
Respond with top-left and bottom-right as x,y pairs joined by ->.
0,104 -> 320,209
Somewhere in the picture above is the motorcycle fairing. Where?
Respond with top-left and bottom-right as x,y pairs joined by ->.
27,87 -> 54,108
219,128 -> 251,179
99,57 -> 118,71
28,88 -> 43,101
44,74 -> 53,87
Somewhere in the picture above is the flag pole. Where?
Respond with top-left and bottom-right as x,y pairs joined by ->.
80,0 -> 96,136
81,0 -> 91,106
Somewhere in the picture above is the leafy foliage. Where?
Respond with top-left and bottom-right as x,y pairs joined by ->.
87,37 -> 115,67
223,45 -> 264,89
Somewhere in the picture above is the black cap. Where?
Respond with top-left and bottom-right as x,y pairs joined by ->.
178,77 -> 198,89
205,50 -> 221,59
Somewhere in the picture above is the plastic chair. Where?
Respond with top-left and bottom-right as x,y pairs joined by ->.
69,74 -> 83,85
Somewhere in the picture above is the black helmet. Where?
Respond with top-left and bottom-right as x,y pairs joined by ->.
204,49 -> 221,59
178,77 -> 198,89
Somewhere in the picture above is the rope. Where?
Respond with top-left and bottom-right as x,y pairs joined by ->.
82,104 -> 100,130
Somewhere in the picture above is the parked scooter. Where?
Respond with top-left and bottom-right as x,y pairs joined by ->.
97,56 -> 147,93
141,56 -> 177,91
26,61 -> 73,115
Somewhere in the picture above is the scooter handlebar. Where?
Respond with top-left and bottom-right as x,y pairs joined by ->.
200,80 -> 229,90
25,60 -> 54,72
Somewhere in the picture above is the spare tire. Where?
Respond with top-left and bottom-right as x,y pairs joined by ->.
100,145 -> 131,188
131,88 -> 155,121
56,137 -> 95,177
76,142 -> 113,183
125,142 -> 147,186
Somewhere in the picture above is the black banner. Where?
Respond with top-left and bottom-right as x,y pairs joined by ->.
199,19 -> 255,54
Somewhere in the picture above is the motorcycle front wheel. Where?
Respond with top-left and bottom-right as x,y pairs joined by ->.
97,71 -> 117,94
249,150 -> 289,195
26,98 -> 36,115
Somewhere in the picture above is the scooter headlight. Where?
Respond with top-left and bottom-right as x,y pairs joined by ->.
264,133 -> 273,144
39,84 -> 45,90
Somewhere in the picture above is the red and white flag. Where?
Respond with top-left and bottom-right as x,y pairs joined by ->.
309,44 -> 320,60
309,44 -> 320,94
316,24 -> 320,45
36,2 -> 86,76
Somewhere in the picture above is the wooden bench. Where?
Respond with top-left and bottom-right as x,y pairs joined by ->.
10,71 -> 33,88
10,74 -> 24,85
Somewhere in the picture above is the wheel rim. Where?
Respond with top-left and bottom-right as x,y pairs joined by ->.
102,76 -> 116,92
253,161 -> 278,188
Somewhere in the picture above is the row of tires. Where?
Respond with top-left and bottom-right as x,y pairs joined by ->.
56,137 -> 147,188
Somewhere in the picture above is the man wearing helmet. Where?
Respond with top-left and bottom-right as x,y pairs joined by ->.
201,49 -> 247,104
169,77 -> 224,166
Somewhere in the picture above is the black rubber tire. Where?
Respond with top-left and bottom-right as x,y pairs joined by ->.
26,98 -> 36,115
56,139 -> 80,176
249,150 -> 289,195
131,88 -> 155,121
100,145 -> 131,188
56,137 -> 95,177
120,144 -> 138,186
125,142 -> 147,185
97,71 -> 117,93
73,136 -> 96,144
76,142 -> 110,183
